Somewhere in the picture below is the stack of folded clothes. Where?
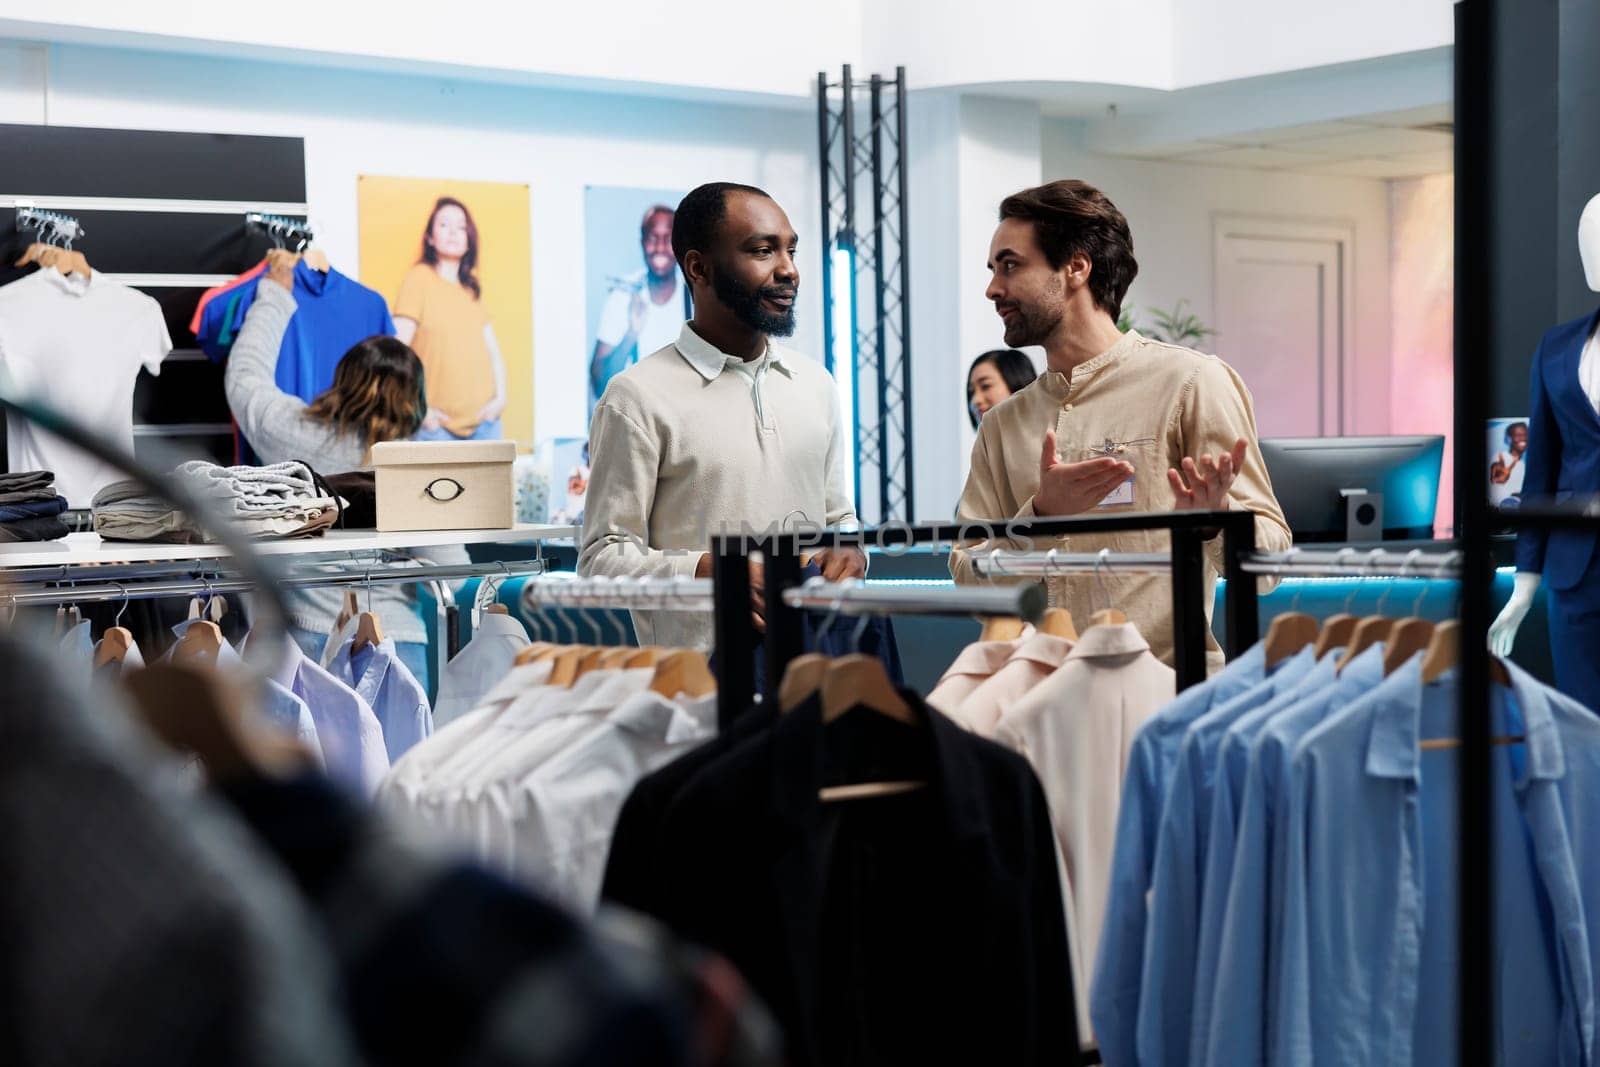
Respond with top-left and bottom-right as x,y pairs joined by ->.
93,461 -> 340,543
0,470 -> 70,543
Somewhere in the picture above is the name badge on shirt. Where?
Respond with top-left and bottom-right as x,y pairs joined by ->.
1097,475 -> 1135,508
1089,437 -> 1141,508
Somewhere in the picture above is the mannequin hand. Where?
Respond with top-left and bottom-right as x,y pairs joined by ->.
1488,571 -> 1541,656
1035,430 -> 1135,516
1169,439 -> 1249,511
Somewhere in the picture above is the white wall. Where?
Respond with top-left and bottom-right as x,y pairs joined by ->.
0,0 -> 1449,102
0,0 -> 861,103
1043,119 -> 1395,435
1172,0 -> 1452,88
906,93 -> 1042,520
11,42 -> 822,444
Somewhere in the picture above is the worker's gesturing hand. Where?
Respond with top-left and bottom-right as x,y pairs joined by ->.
1034,430 -> 1135,516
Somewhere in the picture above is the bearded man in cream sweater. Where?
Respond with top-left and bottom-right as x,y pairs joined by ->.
952,180 -> 1290,670
579,182 -> 866,650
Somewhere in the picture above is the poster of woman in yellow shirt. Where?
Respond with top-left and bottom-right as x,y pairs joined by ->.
392,197 -> 509,440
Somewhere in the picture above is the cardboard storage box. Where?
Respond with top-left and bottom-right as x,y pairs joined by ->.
369,440 -> 516,532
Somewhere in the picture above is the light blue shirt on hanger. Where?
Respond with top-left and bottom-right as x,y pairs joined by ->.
1089,641 -> 1267,1065
1137,643 -> 1318,1067
326,635 -> 432,762
1274,656 -> 1598,1066
1201,641 -> 1386,1067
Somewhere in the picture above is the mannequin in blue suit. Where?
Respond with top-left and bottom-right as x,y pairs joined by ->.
1490,192 -> 1600,710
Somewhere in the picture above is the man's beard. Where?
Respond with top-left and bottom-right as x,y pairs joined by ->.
1001,300 -> 1064,348
713,268 -> 797,337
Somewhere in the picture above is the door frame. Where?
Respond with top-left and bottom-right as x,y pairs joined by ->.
1212,213 -> 1359,436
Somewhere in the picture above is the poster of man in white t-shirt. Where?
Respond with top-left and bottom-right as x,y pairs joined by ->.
1487,417 -> 1529,508
585,187 -> 690,423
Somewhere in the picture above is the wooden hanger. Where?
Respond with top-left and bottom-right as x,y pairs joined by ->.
1381,617 -> 1436,675
779,652 -> 831,712
978,616 -> 1026,643
569,646 -> 610,684
647,649 -> 718,699
352,610 -> 384,654
173,620 -> 224,665
16,243 -> 91,278
301,248 -> 330,272
94,626 -> 134,668
513,641 -> 557,665
818,654 -> 925,802
123,665 -> 310,782
1036,608 -> 1078,640
1312,612 -> 1358,661
821,654 -> 915,724
1338,615 -> 1395,674
545,645 -> 592,687
1087,607 -> 1128,628
484,603 -> 509,616
335,589 -> 360,633
1418,621 -> 1520,748
1263,611 -> 1319,669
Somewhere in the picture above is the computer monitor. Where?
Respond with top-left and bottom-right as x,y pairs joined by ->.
1259,435 -> 1445,542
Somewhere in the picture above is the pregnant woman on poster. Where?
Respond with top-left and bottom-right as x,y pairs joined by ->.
395,197 -> 509,441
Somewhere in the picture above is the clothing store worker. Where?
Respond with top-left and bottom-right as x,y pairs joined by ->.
394,197 -> 509,441
225,257 -> 467,692
950,179 -> 1290,670
968,348 -> 1039,428
579,182 -> 865,649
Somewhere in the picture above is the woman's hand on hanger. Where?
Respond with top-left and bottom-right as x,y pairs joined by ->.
265,253 -> 297,291
1168,438 -> 1249,512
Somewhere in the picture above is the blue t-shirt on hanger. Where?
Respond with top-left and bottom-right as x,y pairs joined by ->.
198,260 -> 395,403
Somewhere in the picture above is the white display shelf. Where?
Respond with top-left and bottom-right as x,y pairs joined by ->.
0,524 -> 578,570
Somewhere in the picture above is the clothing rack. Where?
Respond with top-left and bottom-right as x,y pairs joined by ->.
1237,546 -> 1463,580
781,575 -> 1046,620
4,557 -> 548,609
710,509 -> 1256,720
519,574 -> 713,613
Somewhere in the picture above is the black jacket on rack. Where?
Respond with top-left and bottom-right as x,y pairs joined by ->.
647,692 -> 1080,1066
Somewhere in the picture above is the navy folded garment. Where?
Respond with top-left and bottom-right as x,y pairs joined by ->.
0,514 -> 70,542
0,495 -> 68,522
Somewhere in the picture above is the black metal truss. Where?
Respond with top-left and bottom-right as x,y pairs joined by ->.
817,66 -> 914,523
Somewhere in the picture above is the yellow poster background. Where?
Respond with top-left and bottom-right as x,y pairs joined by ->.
356,175 -> 534,448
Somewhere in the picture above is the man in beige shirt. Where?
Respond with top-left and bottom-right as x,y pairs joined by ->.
579,182 -> 866,651
951,180 -> 1290,669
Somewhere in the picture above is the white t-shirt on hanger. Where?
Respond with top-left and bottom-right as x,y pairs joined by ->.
0,268 -> 171,507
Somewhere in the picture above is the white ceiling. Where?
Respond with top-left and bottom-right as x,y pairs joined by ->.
1103,102 -> 1453,178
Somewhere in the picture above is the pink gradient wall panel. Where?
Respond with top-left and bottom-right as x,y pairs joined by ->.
1390,174 -> 1455,537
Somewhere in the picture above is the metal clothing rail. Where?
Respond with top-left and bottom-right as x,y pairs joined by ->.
710,509 -> 1258,720
4,558 -> 549,608
1238,547 -> 1464,579
518,575 -> 713,613
970,549 -> 1175,577
783,576 -> 1046,621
